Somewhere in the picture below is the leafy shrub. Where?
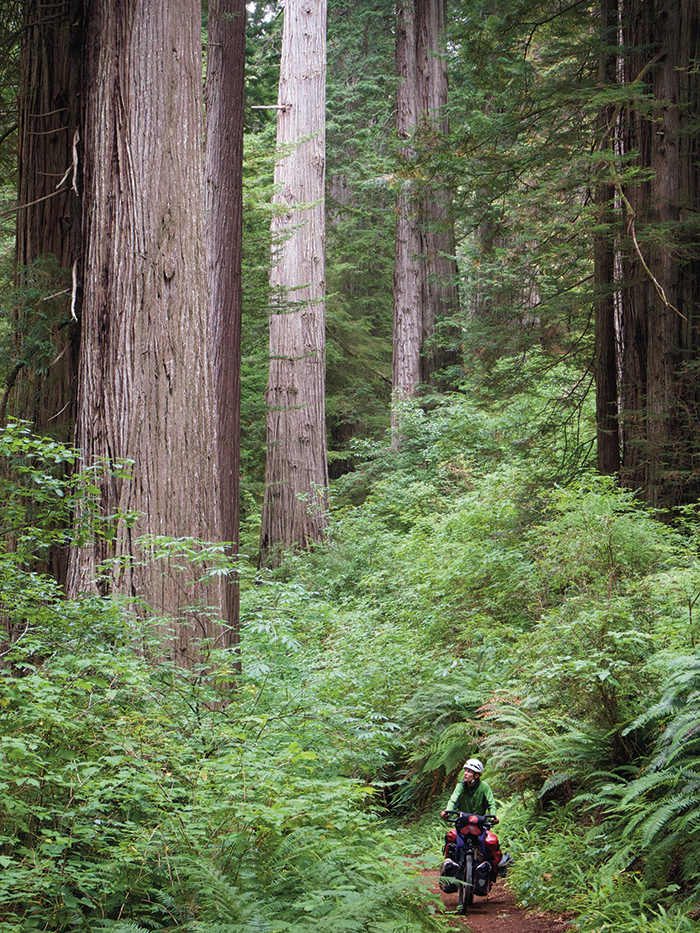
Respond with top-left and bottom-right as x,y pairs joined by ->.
0,426 -> 447,933
528,476 -> 683,604
0,605 -> 450,932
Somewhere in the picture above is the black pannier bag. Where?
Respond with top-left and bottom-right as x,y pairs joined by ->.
474,860 -> 490,896
439,858 -> 460,894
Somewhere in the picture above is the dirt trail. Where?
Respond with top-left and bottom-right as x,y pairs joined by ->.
419,868 -> 574,933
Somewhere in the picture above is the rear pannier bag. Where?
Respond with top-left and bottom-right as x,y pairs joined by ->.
439,858 -> 460,894
474,860 -> 490,896
483,830 -> 502,879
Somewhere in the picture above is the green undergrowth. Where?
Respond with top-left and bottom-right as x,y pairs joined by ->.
4,397 -> 700,931
268,395 -> 700,931
500,799 -> 699,933
0,605 -> 450,933
0,425 -> 451,933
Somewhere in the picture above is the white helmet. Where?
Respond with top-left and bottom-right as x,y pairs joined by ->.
464,758 -> 484,774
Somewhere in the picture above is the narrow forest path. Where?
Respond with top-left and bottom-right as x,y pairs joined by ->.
419,868 -> 575,933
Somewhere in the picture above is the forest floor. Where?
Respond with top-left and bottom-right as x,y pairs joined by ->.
419,868 -> 575,933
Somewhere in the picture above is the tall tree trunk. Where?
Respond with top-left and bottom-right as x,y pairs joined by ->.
392,0 -> 459,432
205,0 -> 246,649
394,0 -> 423,408
594,0 -> 621,475
68,0 -> 223,665
259,0 -> 329,565
619,0 -> 700,507
414,0 -> 459,384
10,0 -> 82,436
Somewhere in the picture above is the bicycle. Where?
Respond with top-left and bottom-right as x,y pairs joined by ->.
440,811 -> 499,913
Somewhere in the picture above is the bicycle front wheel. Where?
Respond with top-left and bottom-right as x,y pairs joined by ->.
459,849 -> 474,912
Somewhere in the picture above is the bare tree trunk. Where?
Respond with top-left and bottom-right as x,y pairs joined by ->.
11,0 -> 82,437
259,0 -> 329,565
6,1 -> 84,591
16,0 -> 82,270
619,0 -> 700,507
392,0 -> 459,435
414,0 -> 459,384
205,0 -> 246,650
394,0 -> 423,408
68,0 -> 223,665
594,0 -> 621,475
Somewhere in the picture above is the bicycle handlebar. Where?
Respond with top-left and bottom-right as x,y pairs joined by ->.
442,810 -> 496,824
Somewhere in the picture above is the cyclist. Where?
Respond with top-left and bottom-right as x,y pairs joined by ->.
440,758 -> 498,821
439,758 -> 501,892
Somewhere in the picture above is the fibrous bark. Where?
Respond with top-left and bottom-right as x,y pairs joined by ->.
69,0 -> 223,664
11,0 -> 83,435
619,0 -> 700,506
205,0 -> 246,646
594,0 -> 621,475
393,0 -> 459,425
260,0 -> 329,565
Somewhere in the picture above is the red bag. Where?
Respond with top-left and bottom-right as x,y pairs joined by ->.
459,814 -> 483,837
444,827 -> 457,858
483,830 -> 502,878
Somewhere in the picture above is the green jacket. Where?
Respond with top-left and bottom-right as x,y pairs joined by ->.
445,778 -> 497,816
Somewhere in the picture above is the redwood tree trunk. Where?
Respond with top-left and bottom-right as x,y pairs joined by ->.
619,0 -> 700,507
392,0 -> 459,430
394,0 -> 423,406
414,0 -> 459,384
205,0 -> 246,647
68,0 -> 223,664
594,0 -> 621,475
259,0 -> 329,565
16,0 -> 82,270
10,0 -> 83,435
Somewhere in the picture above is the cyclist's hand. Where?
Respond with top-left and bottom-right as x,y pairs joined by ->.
440,810 -> 448,820
491,815 -> 499,825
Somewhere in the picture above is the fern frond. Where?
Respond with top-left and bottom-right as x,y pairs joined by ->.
622,806 -> 658,837
537,771 -> 573,799
624,696 -> 683,734
420,720 -> 479,773
189,922 -> 273,933
244,919 -> 274,933
93,924 -> 152,933
640,794 -> 700,847
619,770 -> 674,805
661,705 -> 700,737
176,861 -> 258,925
675,805 -> 700,837
276,825 -> 321,860
400,675 -> 483,732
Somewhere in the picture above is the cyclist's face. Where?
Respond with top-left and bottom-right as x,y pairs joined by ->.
463,768 -> 477,783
